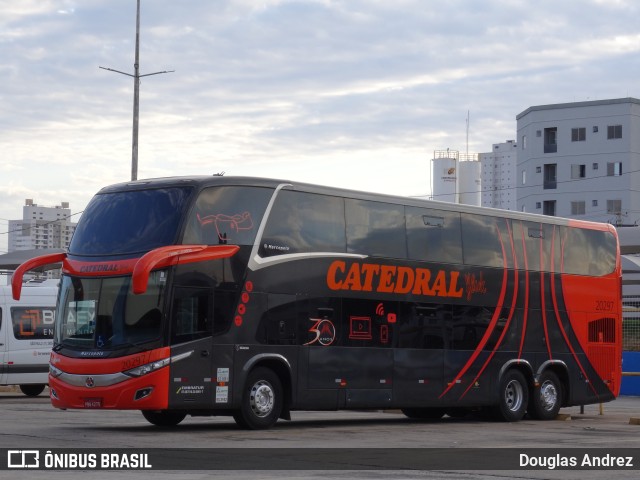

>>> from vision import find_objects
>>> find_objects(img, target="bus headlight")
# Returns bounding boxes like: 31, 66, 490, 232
124, 358, 170, 378
50, 364, 63, 378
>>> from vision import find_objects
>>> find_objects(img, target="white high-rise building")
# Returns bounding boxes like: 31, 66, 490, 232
516, 97, 640, 224
480, 140, 518, 211
8, 199, 76, 252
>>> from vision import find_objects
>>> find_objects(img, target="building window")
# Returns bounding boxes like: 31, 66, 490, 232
593, 126, 599, 133
571, 127, 586, 142
607, 125, 622, 139
593, 163, 598, 170
571, 164, 586, 179
521, 170, 526, 185
543, 200, 556, 216
536, 130, 541, 137
592, 200, 598, 207
536, 166, 541, 173
544, 127, 557, 153
535, 202, 541, 209
607, 162, 622, 176
522, 135, 527, 149
607, 199, 622, 214
543, 163, 557, 189
571, 201, 586, 215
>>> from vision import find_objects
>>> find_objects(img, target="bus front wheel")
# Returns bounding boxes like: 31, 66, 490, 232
528, 371, 562, 420
233, 367, 283, 430
19, 384, 46, 397
141, 410, 187, 427
495, 370, 529, 422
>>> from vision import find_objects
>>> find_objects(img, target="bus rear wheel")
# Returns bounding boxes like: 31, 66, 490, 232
141, 410, 187, 427
233, 367, 283, 430
19, 384, 45, 397
494, 370, 529, 422
528, 371, 562, 420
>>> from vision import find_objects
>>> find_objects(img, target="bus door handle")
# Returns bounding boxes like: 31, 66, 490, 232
200, 350, 210, 358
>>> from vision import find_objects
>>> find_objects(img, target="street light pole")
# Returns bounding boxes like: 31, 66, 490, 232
131, 0, 141, 181
99, 0, 174, 181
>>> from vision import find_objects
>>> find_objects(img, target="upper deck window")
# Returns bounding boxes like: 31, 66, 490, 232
70, 187, 193, 256
259, 190, 346, 257
183, 186, 273, 246
346, 199, 406, 259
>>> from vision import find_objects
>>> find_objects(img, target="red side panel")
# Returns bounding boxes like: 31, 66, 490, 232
561, 274, 622, 396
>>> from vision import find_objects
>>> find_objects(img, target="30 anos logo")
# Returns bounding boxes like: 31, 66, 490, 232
7, 450, 40, 468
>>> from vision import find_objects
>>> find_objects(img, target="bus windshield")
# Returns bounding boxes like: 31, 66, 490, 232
55, 271, 168, 349
69, 187, 194, 256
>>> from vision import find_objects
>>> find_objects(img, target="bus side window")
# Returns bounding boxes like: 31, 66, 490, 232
183, 186, 273, 246
563, 227, 616, 276
346, 199, 406, 259
260, 190, 346, 257
406, 207, 462, 263
398, 304, 447, 349
460, 214, 505, 268
171, 287, 213, 343
450, 305, 492, 350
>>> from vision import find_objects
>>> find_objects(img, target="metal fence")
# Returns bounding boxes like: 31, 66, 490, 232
622, 296, 640, 351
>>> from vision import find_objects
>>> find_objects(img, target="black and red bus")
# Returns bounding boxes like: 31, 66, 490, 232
12, 176, 622, 429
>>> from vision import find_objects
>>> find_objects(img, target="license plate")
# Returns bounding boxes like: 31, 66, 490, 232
84, 397, 103, 408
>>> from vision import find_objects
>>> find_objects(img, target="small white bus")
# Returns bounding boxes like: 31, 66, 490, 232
0, 280, 57, 396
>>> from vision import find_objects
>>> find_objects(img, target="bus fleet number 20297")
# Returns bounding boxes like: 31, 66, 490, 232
12, 176, 622, 429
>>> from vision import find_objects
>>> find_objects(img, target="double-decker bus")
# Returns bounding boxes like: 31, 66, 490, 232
12, 176, 622, 429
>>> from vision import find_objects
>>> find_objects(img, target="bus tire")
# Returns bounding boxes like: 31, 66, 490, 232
528, 371, 562, 420
19, 384, 45, 397
141, 410, 187, 427
401, 408, 446, 420
495, 369, 528, 422
233, 367, 283, 430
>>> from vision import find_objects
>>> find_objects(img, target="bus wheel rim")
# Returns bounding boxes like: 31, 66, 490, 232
505, 380, 523, 412
540, 381, 558, 412
250, 380, 275, 417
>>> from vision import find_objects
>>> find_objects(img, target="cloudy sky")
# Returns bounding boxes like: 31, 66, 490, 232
2, 0, 640, 253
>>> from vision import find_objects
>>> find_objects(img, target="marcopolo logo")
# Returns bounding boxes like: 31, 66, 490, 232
7, 450, 39, 469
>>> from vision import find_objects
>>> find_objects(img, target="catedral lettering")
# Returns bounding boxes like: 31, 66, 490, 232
326, 260, 464, 298
11, 176, 622, 431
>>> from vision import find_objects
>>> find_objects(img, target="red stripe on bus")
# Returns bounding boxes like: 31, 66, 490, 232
461, 220, 520, 399
518, 221, 529, 360
539, 227, 552, 360
439, 223, 509, 399
550, 231, 600, 397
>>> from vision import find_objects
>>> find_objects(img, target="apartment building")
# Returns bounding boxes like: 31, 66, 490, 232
480, 140, 518, 211
516, 97, 640, 224
8, 199, 76, 252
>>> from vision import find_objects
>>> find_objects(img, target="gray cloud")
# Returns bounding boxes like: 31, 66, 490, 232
2, 0, 640, 252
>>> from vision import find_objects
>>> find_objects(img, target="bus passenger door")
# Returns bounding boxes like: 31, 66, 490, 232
168, 287, 214, 409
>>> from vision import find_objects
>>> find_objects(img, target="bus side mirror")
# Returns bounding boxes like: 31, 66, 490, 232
11, 252, 67, 300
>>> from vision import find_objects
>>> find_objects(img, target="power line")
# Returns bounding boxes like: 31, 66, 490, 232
0, 211, 84, 237
417, 163, 640, 200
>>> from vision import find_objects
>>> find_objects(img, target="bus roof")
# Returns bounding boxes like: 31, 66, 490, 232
95, 175, 617, 235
